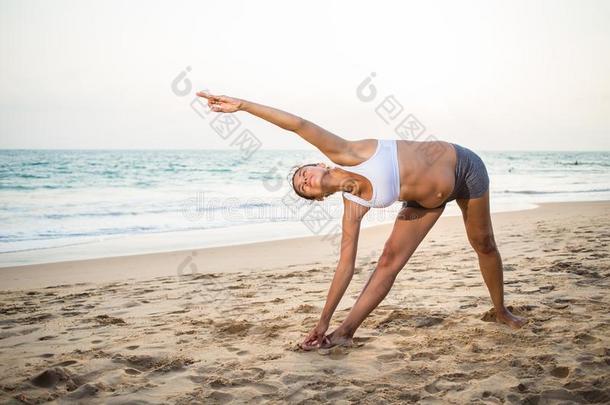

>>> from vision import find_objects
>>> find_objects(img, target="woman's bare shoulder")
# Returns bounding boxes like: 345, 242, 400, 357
339, 139, 379, 166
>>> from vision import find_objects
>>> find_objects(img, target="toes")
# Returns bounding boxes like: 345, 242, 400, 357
318, 336, 333, 349
506, 316, 527, 329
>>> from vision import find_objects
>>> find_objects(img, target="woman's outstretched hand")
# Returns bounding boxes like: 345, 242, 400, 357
300, 322, 330, 351
196, 91, 243, 113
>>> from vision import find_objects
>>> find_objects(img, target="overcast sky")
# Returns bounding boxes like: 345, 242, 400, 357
1, 0, 609, 150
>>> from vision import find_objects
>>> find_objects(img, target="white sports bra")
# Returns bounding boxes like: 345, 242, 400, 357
340, 139, 401, 208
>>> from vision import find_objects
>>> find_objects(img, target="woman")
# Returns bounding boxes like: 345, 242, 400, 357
197, 91, 527, 350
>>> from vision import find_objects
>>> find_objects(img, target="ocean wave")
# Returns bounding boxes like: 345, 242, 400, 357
554, 160, 610, 167
2, 225, 163, 243
0, 238, 103, 255
16, 173, 50, 179
0, 184, 68, 191
205, 168, 233, 173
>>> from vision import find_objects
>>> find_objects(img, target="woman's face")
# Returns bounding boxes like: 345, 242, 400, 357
293, 164, 327, 200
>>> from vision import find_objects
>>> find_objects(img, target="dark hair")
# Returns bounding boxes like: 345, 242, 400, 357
289, 163, 319, 200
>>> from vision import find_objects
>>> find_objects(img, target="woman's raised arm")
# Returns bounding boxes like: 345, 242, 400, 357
196, 91, 355, 165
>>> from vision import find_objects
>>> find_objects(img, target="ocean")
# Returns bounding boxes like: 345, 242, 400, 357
1, 148, 609, 266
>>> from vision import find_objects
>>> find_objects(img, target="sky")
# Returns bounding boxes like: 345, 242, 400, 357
0, 0, 609, 151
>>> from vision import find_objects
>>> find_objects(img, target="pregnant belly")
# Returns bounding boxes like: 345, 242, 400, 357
399, 168, 456, 208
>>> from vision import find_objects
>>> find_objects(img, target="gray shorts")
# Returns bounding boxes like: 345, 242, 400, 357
403, 143, 489, 209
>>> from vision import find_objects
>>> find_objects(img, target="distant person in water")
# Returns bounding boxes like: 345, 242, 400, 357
197, 91, 527, 350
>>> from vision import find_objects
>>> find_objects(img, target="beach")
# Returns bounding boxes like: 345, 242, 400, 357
0, 200, 609, 404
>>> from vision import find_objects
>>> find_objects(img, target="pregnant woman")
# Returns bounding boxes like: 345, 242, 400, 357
197, 91, 527, 350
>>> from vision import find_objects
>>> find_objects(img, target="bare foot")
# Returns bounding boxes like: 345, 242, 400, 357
496, 307, 527, 329
319, 329, 354, 349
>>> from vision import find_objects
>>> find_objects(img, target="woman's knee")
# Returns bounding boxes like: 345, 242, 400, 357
378, 242, 395, 267
378, 241, 408, 271
469, 233, 497, 255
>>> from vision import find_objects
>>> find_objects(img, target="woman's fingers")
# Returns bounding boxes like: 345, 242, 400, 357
301, 331, 323, 348
196, 92, 242, 113
302, 334, 315, 344
196, 91, 211, 99
302, 334, 316, 345
300, 342, 319, 351
197, 91, 241, 113
200, 92, 229, 102
300, 336, 321, 351
196, 91, 220, 102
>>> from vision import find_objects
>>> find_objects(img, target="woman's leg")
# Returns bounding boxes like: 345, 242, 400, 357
456, 191, 526, 329
322, 205, 445, 347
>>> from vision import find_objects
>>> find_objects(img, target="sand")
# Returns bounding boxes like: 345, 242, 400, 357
0, 201, 609, 404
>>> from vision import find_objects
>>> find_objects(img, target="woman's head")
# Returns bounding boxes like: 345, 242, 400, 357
290, 163, 331, 201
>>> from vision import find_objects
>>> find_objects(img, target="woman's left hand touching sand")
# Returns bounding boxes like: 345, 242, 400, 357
300, 322, 330, 351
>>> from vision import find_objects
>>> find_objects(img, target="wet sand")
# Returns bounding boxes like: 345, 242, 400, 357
0, 201, 609, 404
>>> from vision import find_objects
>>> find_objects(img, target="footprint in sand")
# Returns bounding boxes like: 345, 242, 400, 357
573, 332, 599, 345
294, 304, 318, 313
30, 371, 58, 388
376, 351, 405, 362
0, 330, 19, 339
439, 372, 470, 382
578, 389, 610, 403
215, 320, 253, 336
250, 382, 279, 394
206, 391, 234, 402
256, 353, 283, 361
544, 301, 569, 310
51, 360, 78, 367
92, 315, 126, 326
66, 383, 100, 399
550, 366, 570, 378
30, 367, 81, 389
414, 316, 444, 328
411, 352, 439, 361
